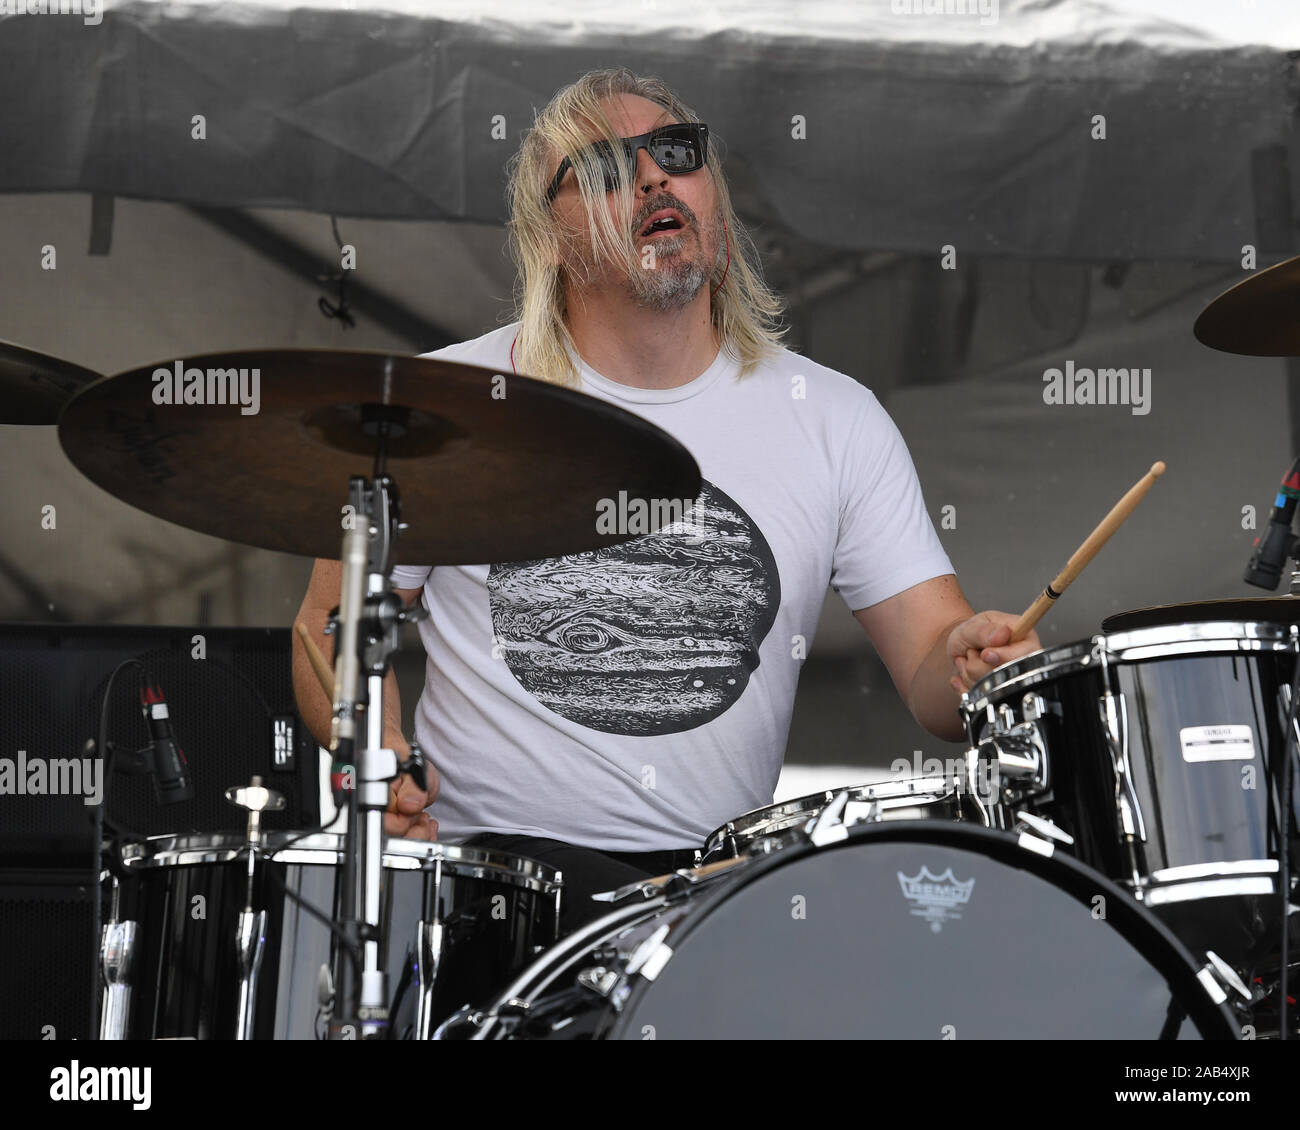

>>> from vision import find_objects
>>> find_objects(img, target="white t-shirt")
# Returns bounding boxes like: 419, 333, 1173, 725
390, 323, 953, 852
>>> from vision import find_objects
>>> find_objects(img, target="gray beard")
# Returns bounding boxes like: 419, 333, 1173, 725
625, 233, 710, 312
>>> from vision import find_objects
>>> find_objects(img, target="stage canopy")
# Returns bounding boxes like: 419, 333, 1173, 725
2, 0, 1297, 260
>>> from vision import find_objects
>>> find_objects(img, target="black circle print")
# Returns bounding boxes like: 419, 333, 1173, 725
486, 480, 780, 736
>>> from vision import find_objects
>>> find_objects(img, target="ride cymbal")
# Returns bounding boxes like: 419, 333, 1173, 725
58, 349, 701, 563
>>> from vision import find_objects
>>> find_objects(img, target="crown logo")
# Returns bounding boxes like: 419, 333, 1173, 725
897, 865, 976, 932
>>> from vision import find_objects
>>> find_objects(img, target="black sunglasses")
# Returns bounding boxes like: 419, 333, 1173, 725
545, 123, 709, 205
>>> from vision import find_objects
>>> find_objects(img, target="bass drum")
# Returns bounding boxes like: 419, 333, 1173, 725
450, 823, 1239, 1040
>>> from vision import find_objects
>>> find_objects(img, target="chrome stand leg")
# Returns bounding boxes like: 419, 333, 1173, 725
414, 919, 443, 1040
99, 920, 137, 1040
234, 908, 268, 1040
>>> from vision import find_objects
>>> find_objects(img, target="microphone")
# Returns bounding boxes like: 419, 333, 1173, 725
140, 677, 195, 805
1245, 457, 1300, 591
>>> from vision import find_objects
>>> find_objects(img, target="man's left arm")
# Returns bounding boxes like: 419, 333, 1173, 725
853, 574, 1042, 741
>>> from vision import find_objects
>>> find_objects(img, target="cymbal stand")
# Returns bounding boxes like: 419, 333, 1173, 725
324, 404, 424, 1039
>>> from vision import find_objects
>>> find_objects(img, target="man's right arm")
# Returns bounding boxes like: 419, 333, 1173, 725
292, 558, 438, 838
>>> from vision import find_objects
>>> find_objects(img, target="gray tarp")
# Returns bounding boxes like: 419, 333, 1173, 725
1, 0, 1296, 259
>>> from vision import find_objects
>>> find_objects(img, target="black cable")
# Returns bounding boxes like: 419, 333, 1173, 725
258, 824, 365, 981
263, 811, 364, 951
105, 646, 298, 824
272, 823, 339, 853
317, 215, 356, 328
387, 949, 417, 1040
97, 658, 149, 843
189, 653, 276, 723
94, 651, 269, 831
111, 645, 275, 723
1280, 652, 1297, 1040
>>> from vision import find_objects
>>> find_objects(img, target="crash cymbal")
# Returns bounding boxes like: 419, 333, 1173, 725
1194, 255, 1300, 357
1103, 597, 1300, 633
58, 350, 701, 563
0, 340, 102, 424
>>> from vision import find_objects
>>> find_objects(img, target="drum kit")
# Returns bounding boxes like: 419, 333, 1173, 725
441, 603, 1294, 1040
3, 255, 1299, 1041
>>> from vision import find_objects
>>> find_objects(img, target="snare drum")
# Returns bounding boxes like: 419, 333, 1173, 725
701, 770, 996, 863
964, 618, 1300, 969
101, 831, 562, 1039
448, 821, 1237, 1040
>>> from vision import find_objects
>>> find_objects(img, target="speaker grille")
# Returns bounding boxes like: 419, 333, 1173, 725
0, 873, 97, 1040
0, 625, 319, 864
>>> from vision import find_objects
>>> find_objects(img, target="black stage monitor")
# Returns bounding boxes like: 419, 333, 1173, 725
0, 623, 321, 867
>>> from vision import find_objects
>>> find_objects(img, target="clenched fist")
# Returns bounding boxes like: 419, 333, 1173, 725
947, 612, 1042, 695
384, 744, 439, 840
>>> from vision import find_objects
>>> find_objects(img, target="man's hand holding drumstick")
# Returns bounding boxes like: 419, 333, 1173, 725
947, 614, 1042, 697
948, 462, 1166, 695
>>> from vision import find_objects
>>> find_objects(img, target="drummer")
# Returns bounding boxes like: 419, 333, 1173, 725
293, 67, 1040, 935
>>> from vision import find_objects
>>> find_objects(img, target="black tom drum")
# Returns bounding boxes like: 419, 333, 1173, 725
101, 831, 562, 1039
964, 617, 1300, 973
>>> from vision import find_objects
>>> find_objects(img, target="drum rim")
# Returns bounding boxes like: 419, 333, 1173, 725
609, 821, 1240, 1041
964, 618, 1296, 715
117, 830, 563, 892
1104, 618, 1295, 656
457, 898, 668, 1038
1103, 598, 1300, 634
701, 774, 964, 855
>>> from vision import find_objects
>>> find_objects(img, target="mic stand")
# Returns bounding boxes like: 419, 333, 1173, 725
324, 405, 424, 1040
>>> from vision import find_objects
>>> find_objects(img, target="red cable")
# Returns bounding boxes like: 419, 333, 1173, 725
710, 218, 730, 299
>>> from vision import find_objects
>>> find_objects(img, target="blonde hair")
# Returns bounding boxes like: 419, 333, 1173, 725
504, 68, 787, 387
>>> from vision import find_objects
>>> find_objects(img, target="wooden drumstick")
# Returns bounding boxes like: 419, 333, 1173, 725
640, 855, 746, 889
1011, 461, 1166, 640
591, 854, 747, 902
294, 621, 336, 698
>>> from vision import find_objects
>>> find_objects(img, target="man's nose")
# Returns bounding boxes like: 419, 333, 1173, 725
634, 145, 669, 194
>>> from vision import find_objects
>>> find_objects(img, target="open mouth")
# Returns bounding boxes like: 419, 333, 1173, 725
639, 210, 686, 237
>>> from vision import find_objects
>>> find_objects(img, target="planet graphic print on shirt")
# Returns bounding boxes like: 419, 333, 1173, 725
486, 479, 780, 736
